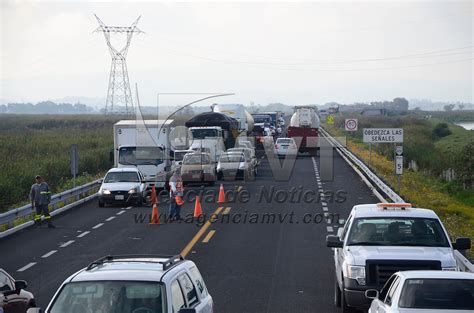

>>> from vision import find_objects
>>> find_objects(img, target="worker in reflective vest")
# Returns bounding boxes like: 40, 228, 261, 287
30, 175, 55, 228
169, 169, 184, 221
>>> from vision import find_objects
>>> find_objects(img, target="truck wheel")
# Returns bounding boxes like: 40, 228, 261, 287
334, 276, 341, 307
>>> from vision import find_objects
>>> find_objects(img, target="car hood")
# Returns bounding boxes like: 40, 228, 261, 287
346, 246, 456, 267
101, 182, 140, 191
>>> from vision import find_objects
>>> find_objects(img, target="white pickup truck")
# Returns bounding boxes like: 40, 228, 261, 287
326, 203, 471, 313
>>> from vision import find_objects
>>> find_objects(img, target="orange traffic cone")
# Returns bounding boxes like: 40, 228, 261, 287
218, 184, 225, 204
150, 203, 160, 225
150, 185, 157, 206
194, 196, 203, 218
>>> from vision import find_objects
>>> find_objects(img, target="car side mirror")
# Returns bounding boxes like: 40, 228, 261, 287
178, 309, 196, 313
15, 280, 27, 291
326, 235, 343, 248
453, 237, 471, 250
365, 289, 379, 300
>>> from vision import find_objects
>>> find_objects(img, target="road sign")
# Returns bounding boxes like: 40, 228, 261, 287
345, 118, 358, 132
395, 155, 403, 175
327, 115, 334, 125
363, 128, 403, 143
396, 146, 403, 156
70, 144, 79, 176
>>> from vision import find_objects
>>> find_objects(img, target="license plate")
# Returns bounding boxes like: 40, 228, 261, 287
283, 146, 288, 149
115, 195, 124, 200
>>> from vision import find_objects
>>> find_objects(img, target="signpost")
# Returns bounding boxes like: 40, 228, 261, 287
395, 145, 403, 193
344, 118, 358, 132
70, 144, 79, 188
363, 128, 403, 143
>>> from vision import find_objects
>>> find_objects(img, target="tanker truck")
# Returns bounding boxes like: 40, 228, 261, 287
287, 106, 320, 156
212, 103, 254, 135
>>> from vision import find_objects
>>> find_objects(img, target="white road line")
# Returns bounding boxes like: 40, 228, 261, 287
321, 202, 327, 206
125, 206, 133, 210
117, 210, 126, 215
92, 223, 104, 229
105, 216, 116, 222
323, 207, 328, 212
41, 250, 57, 258
60, 240, 75, 248
17, 262, 36, 272
327, 226, 334, 232
77, 231, 90, 238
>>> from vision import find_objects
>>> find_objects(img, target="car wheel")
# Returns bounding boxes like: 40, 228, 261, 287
334, 275, 341, 307
98, 199, 105, 207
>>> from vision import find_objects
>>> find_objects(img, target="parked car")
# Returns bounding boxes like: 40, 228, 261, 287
274, 137, 298, 158
326, 203, 471, 312
1, 269, 35, 313
365, 271, 474, 312
180, 152, 216, 186
227, 148, 258, 176
98, 167, 147, 207
27, 255, 214, 313
217, 152, 254, 180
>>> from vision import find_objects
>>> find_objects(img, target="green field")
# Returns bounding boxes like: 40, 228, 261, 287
0, 115, 123, 212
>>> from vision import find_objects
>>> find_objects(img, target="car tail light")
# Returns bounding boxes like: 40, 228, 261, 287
275, 144, 279, 149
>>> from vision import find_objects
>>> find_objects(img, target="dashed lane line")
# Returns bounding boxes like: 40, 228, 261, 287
60, 240, 75, 248
180, 207, 223, 257
41, 250, 57, 258
77, 231, 90, 238
327, 226, 334, 232
202, 230, 216, 243
17, 262, 36, 272
92, 223, 104, 229
105, 216, 116, 222
222, 207, 232, 215
117, 210, 126, 215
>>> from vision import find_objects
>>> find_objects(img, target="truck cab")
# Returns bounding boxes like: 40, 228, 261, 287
326, 203, 471, 312
189, 126, 226, 165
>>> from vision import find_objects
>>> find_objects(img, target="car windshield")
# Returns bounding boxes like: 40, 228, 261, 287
104, 172, 140, 183
347, 217, 450, 247
183, 154, 211, 165
50, 281, 166, 313
277, 139, 293, 144
220, 154, 244, 163
191, 129, 218, 139
399, 278, 474, 310
119, 147, 163, 166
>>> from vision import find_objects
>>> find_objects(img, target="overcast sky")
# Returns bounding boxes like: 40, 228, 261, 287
1, 0, 473, 108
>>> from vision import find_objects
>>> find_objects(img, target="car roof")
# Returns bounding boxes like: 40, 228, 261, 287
107, 167, 141, 173
396, 270, 474, 280
276, 137, 294, 141
70, 256, 189, 283
351, 204, 439, 219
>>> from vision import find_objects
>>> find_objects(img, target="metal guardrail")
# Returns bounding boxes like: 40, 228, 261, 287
0, 179, 101, 230
320, 127, 474, 273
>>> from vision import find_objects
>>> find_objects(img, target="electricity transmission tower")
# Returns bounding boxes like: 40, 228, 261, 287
94, 15, 143, 115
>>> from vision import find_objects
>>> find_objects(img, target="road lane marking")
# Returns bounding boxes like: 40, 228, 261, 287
17, 262, 36, 272
327, 226, 334, 232
202, 230, 216, 243
321, 202, 327, 206
105, 216, 116, 222
117, 210, 126, 215
77, 231, 90, 238
181, 207, 223, 257
125, 206, 133, 210
223, 207, 231, 215
41, 250, 57, 258
92, 223, 104, 229
60, 240, 75, 248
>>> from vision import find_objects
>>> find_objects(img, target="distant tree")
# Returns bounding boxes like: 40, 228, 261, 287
443, 104, 455, 111
0, 104, 6, 114
458, 104, 465, 110
432, 123, 452, 138
393, 98, 409, 111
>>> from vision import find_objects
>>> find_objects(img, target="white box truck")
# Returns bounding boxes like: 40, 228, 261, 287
113, 120, 175, 189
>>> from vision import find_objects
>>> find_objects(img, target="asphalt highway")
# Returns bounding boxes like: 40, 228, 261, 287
0, 136, 378, 312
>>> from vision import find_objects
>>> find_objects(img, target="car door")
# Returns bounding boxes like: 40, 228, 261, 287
378, 276, 401, 313
177, 273, 208, 312
187, 267, 212, 313
336, 215, 353, 286
170, 278, 187, 313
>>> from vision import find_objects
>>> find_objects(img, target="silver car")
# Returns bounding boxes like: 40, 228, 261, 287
217, 152, 254, 180
98, 167, 146, 207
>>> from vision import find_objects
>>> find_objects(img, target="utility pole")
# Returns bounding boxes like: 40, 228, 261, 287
94, 15, 143, 115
